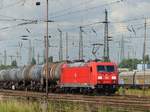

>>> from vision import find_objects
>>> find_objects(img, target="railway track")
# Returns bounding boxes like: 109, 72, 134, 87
0, 90, 149, 111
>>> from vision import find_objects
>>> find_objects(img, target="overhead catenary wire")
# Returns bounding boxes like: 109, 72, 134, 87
49, 0, 124, 19
0, 0, 143, 29
0, 0, 146, 34
0, 14, 55, 22
0, 20, 38, 31
54, 14, 150, 32
0, 14, 150, 38
111, 17, 146, 23
109, 22, 150, 36
49, 0, 96, 16
0, 15, 149, 31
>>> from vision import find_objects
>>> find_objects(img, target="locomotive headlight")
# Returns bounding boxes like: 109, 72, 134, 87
98, 76, 103, 80
112, 76, 116, 80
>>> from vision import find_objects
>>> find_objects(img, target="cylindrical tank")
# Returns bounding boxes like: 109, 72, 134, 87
0, 68, 24, 81
16, 67, 24, 80
42, 62, 66, 81
0, 70, 9, 81
0, 62, 66, 82
28, 65, 42, 81
8, 68, 18, 81
0, 70, 6, 81
22, 65, 33, 80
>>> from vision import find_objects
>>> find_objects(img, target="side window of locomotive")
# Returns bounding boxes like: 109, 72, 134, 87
97, 66, 105, 72
106, 66, 115, 72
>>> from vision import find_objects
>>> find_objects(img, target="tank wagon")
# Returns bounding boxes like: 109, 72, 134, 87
119, 70, 150, 88
0, 63, 65, 91
0, 61, 118, 94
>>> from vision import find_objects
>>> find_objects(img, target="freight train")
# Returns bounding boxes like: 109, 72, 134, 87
119, 70, 150, 88
0, 61, 118, 94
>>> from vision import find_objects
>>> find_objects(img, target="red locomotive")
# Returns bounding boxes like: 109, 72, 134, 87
59, 61, 118, 94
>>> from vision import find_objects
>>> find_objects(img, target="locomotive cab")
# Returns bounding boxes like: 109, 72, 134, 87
95, 62, 118, 93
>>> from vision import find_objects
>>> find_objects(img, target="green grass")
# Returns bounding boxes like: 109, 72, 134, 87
0, 99, 140, 112
118, 87, 150, 96
0, 100, 40, 112
126, 89, 150, 96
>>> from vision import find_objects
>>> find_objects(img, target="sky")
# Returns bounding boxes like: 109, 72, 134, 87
0, 0, 150, 65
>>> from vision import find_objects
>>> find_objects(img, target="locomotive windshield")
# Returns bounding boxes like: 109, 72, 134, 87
97, 65, 115, 72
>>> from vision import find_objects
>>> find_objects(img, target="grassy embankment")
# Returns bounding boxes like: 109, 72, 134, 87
0, 99, 129, 112
118, 87, 150, 96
